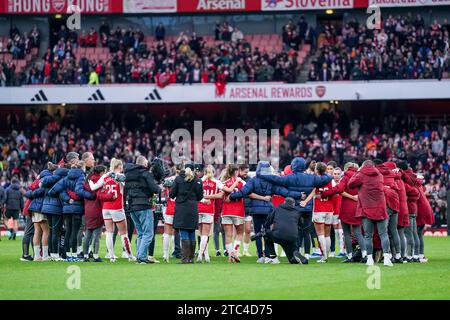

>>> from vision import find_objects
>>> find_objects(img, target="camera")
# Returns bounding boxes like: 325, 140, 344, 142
151, 157, 171, 184
250, 227, 267, 242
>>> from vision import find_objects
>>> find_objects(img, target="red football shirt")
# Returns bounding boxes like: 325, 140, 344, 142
198, 178, 223, 215
313, 181, 334, 213
221, 177, 245, 217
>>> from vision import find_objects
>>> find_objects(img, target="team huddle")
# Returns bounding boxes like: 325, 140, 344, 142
15, 149, 434, 266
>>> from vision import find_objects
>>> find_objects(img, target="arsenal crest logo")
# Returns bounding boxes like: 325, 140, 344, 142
52, 0, 66, 13
315, 85, 326, 98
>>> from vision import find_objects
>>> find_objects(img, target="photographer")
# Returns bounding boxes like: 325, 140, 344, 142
124, 156, 161, 264
253, 197, 308, 264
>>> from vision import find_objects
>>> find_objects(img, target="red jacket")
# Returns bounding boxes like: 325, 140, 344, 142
376, 163, 400, 213
348, 164, 388, 221
84, 173, 104, 230
23, 178, 40, 217
416, 184, 434, 226
401, 169, 420, 215
321, 167, 361, 225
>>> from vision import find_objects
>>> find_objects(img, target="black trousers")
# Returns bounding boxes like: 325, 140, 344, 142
48, 214, 63, 255
297, 211, 312, 254
148, 211, 159, 256
265, 230, 299, 264
22, 216, 34, 257
63, 214, 82, 253
252, 214, 267, 258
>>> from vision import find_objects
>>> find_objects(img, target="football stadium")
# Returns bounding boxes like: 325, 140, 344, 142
0, 0, 450, 304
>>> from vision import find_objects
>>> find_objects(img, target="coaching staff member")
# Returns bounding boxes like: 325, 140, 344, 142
169, 164, 203, 264
253, 197, 308, 264
124, 155, 161, 264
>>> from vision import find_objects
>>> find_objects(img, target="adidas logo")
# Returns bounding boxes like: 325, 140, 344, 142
30, 90, 48, 102
88, 89, 105, 101
145, 89, 162, 101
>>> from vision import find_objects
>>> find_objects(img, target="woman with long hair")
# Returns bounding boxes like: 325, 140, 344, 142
169, 165, 203, 264
197, 165, 224, 263
97, 158, 135, 262
221, 164, 245, 263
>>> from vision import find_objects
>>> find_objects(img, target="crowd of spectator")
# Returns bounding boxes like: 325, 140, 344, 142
0, 25, 40, 86
1, 106, 448, 227
22, 21, 299, 85
309, 14, 450, 81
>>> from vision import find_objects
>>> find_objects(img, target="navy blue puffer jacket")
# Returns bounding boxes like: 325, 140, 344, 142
258, 157, 332, 212
229, 161, 303, 215
48, 168, 95, 215
26, 170, 53, 213
41, 168, 69, 215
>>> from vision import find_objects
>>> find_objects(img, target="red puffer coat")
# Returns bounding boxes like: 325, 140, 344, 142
376, 163, 400, 213
321, 167, 361, 225
84, 173, 105, 230
416, 183, 434, 226
348, 164, 388, 221
401, 169, 420, 216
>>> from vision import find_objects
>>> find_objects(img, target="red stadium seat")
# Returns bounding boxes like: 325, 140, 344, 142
31, 47, 38, 56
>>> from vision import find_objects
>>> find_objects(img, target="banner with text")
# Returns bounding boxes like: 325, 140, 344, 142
123, 0, 177, 13
261, 0, 354, 11
3, 0, 123, 14
1, 81, 450, 105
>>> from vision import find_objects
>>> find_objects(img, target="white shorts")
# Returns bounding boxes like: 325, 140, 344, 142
222, 216, 245, 226
332, 215, 340, 226
313, 212, 333, 225
163, 213, 174, 226
199, 213, 214, 224
244, 215, 253, 222
32, 212, 47, 223
102, 209, 126, 223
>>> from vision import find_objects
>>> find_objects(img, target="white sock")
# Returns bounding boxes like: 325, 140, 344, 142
106, 232, 114, 258
204, 242, 210, 260
42, 246, 49, 259
325, 236, 331, 257
120, 234, 132, 257
199, 235, 208, 257
395, 253, 401, 259
34, 246, 41, 259
318, 235, 327, 259
419, 254, 424, 259
93, 253, 99, 259
305, 253, 310, 259
225, 243, 232, 254
336, 228, 345, 253
367, 255, 374, 263
362, 250, 367, 258
77, 246, 82, 255
243, 242, 250, 253
413, 254, 419, 259
407, 255, 412, 259
171, 235, 175, 255
347, 252, 353, 259
233, 240, 241, 254
162, 233, 170, 259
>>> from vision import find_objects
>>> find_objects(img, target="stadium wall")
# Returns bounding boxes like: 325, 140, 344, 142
1, 80, 450, 104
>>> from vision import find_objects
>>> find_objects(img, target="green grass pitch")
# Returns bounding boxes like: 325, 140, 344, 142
0, 235, 449, 300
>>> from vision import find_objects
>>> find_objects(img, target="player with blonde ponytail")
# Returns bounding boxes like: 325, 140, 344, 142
197, 165, 224, 263
97, 158, 135, 262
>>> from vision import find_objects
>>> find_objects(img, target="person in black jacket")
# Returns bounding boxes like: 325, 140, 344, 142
253, 197, 308, 264
124, 155, 161, 264
3, 178, 24, 240
169, 165, 203, 264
